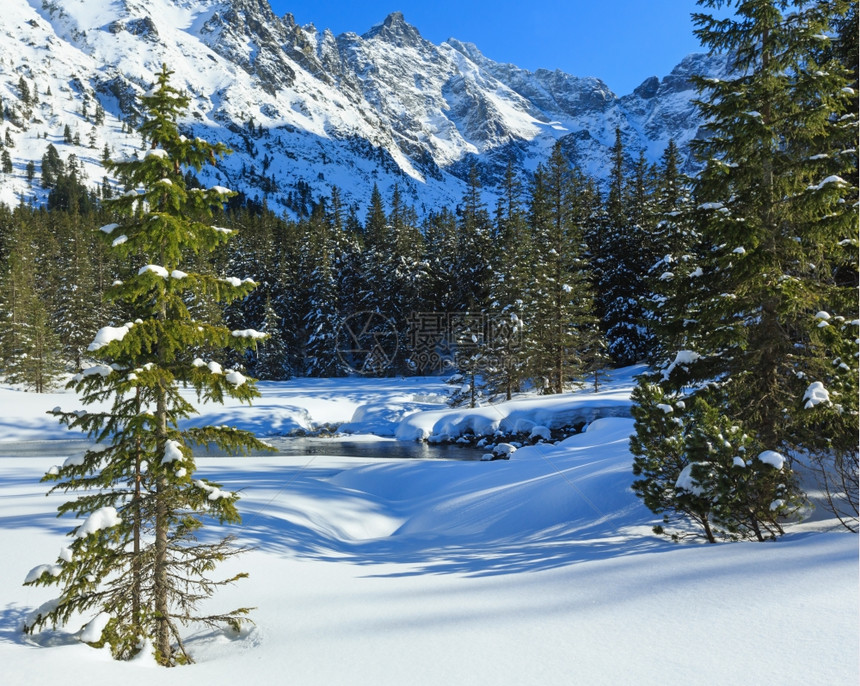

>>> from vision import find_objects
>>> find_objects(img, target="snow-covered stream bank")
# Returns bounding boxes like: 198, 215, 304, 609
0, 370, 856, 685
0, 370, 638, 444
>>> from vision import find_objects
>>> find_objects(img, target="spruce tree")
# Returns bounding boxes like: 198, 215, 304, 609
591, 129, 653, 365
0, 216, 65, 391
526, 145, 605, 394
686, 0, 858, 452
485, 160, 531, 399
41, 143, 64, 189
422, 207, 461, 314
632, 0, 857, 540
642, 140, 700, 366
254, 295, 291, 380
631, 381, 716, 542
45, 201, 105, 371
357, 185, 426, 374
455, 165, 493, 312
23, 64, 271, 665
301, 202, 343, 376
329, 187, 364, 342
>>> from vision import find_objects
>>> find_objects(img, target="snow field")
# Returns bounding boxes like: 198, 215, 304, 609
0, 370, 856, 684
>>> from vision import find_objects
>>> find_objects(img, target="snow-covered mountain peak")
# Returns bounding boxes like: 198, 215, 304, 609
0, 0, 721, 214
362, 11, 426, 49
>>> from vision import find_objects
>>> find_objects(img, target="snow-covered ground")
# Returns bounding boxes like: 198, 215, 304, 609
0, 371, 857, 685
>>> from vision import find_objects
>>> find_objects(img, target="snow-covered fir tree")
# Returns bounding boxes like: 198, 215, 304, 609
301, 201, 344, 376
422, 206, 462, 313
642, 139, 700, 366
23, 65, 271, 665
358, 185, 427, 374
484, 160, 531, 400
632, 0, 858, 540
526, 144, 606, 394
253, 295, 292, 380
454, 165, 494, 312
590, 128, 653, 366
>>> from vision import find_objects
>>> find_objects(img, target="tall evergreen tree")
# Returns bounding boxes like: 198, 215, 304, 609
0, 215, 65, 391
454, 165, 493, 312
329, 187, 364, 335
40, 144, 64, 189
590, 129, 653, 365
632, 0, 857, 540
23, 65, 271, 665
46, 201, 105, 370
301, 201, 343, 376
642, 140, 700, 366
253, 295, 291, 380
526, 144, 605, 394
422, 206, 462, 314
357, 185, 426, 374
685, 0, 858, 451
484, 160, 531, 399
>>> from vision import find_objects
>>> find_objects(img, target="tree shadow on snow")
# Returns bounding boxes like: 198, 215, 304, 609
208, 462, 676, 578
0, 605, 78, 648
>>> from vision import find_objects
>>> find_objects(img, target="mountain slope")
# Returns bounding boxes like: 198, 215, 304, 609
0, 0, 727, 214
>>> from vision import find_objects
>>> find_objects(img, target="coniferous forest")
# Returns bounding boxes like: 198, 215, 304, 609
0, 128, 669, 394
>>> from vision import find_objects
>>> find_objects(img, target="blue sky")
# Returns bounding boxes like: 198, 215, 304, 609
267, 1, 714, 95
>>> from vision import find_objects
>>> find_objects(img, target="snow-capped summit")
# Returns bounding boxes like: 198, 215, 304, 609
363, 11, 426, 48
0, 0, 725, 213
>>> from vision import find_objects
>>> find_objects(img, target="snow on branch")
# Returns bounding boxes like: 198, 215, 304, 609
75, 507, 122, 538
162, 440, 184, 464
756, 451, 786, 470
232, 329, 267, 340
194, 479, 233, 501
807, 175, 848, 191
139, 265, 169, 278
88, 323, 133, 352
802, 381, 830, 409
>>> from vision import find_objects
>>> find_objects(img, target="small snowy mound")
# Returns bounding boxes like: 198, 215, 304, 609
529, 425, 552, 441
80, 613, 112, 644
492, 443, 517, 459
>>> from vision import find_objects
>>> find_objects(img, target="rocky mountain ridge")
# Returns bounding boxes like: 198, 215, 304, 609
0, 0, 730, 214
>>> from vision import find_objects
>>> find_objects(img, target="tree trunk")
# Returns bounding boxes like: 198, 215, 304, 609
132, 425, 142, 636
154, 472, 171, 664
154, 313, 171, 664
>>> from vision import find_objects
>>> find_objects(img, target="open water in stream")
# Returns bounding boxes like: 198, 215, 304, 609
0, 436, 484, 460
